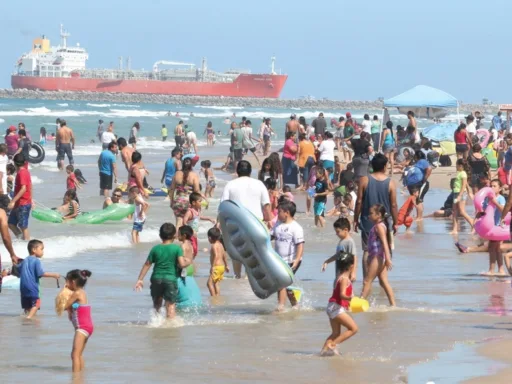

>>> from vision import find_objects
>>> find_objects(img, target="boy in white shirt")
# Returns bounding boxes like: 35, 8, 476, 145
270, 200, 304, 311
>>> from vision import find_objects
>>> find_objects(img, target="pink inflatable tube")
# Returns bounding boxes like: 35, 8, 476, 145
476, 129, 490, 148
473, 187, 511, 241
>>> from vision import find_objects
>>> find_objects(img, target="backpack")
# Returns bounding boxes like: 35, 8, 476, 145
404, 166, 424, 187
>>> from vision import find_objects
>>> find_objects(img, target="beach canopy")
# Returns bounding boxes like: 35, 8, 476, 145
384, 85, 458, 118
422, 122, 458, 142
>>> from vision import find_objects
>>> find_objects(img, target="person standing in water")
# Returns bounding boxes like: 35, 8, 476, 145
129, 122, 140, 150
56, 120, 75, 170
64, 269, 94, 373
8, 153, 32, 240
97, 119, 104, 142
161, 124, 168, 142
354, 154, 398, 279
175, 120, 184, 149
98, 142, 118, 198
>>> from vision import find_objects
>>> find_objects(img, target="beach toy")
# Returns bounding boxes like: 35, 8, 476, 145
474, 187, 511, 241
74, 203, 135, 224
287, 285, 303, 303
218, 200, 294, 299
27, 142, 45, 164
482, 146, 498, 169
185, 264, 194, 276
1, 275, 20, 290
32, 207, 64, 223
475, 129, 490, 148
55, 286, 73, 316
176, 276, 202, 309
350, 297, 369, 313
120, 186, 168, 197
307, 187, 316, 198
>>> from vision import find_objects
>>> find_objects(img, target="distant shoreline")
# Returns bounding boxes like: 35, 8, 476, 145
0, 88, 499, 113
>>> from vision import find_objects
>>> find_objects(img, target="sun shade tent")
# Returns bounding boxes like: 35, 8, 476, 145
383, 85, 459, 119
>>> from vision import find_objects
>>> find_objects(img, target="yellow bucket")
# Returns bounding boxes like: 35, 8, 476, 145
350, 297, 369, 313
287, 286, 302, 303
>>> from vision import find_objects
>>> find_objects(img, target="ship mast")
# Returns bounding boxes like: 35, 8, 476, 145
270, 56, 276, 75
119, 56, 123, 70
60, 24, 70, 48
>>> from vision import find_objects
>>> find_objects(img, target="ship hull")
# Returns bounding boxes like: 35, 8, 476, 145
11, 74, 287, 98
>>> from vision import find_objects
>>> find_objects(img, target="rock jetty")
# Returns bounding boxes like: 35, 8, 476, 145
0, 88, 499, 113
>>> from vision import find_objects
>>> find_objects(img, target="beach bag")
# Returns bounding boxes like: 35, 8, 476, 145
439, 155, 451, 167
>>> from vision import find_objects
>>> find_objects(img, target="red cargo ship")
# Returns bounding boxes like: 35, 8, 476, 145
11, 25, 287, 98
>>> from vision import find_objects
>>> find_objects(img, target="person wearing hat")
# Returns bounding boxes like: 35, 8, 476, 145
5, 126, 18, 158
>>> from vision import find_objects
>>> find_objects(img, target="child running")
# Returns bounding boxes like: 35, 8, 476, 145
270, 200, 304, 311
207, 227, 229, 296
129, 186, 150, 244
313, 167, 329, 228
320, 252, 358, 356
135, 223, 190, 319
322, 217, 357, 282
183, 192, 216, 256
19, 239, 60, 319
360, 204, 396, 306
64, 269, 93, 373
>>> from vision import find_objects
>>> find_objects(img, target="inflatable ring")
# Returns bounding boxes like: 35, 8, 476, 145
218, 200, 294, 299
122, 188, 168, 197
399, 146, 414, 159
482, 147, 498, 169
474, 187, 511, 241
32, 207, 64, 223
27, 142, 45, 164
476, 129, 490, 148
176, 276, 202, 309
75, 203, 134, 224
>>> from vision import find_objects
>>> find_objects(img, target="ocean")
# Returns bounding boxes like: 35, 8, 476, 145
0, 98, 509, 383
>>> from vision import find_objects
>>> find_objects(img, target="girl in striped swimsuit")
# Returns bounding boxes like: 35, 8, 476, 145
64, 269, 94, 373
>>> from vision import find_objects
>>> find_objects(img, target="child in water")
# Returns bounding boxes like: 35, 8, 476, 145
207, 227, 229, 296
426, 178, 456, 219
178, 225, 195, 276
135, 223, 190, 319
201, 160, 216, 198
66, 165, 82, 192
322, 217, 357, 282
130, 186, 150, 244
64, 269, 93, 373
320, 252, 358, 356
183, 192, 216, 257
19, 239, 60, 319
360, 204, 396, 306
313, 167, 329, 228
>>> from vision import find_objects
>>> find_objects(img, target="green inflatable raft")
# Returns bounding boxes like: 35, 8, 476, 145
32, 204, 135, 224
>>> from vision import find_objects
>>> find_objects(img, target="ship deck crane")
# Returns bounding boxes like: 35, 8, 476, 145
153, 60, 195, 72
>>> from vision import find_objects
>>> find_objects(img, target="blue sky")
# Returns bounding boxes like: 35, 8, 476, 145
0, 0, 507, 102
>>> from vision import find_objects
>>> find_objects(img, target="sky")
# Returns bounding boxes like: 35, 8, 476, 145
0, 0, 508, 102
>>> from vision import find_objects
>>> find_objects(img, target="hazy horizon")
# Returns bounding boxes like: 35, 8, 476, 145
0, 0, 508, 103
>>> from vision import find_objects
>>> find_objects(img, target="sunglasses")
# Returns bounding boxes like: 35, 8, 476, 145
113, 194, 122, 198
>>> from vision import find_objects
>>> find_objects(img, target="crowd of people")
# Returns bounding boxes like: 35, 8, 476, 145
3, 107, 512, 370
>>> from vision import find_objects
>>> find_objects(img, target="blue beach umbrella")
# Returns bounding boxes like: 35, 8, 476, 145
421, 122, 458, 142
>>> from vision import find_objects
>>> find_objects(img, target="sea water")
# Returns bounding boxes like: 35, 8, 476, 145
0, 98, 509, 383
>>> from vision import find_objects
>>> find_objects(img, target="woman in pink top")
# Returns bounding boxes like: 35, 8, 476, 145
281, 131, 299, 187
128, 152, 148, 197
5, 126, 18, 158
454, 123, 470, 160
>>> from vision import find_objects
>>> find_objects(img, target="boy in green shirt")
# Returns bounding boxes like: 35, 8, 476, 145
135, 223, 190, 319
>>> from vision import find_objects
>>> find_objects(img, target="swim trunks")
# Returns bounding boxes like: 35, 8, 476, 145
288, 261, 302, 274
99, 172, 113, 190
133, 220, 145, 232
150, 279, 178, 304
313, 201, 326, 216
21, 296, 40, 311
8, 204, 31, 229
326, 301, 345, 319
57, 143, 74, 164
211, 265, 225, 283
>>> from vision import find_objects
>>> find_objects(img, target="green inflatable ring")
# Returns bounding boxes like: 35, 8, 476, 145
482, 148, 498, 169
75, 204, 135, 224
32, 207, 64, 223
